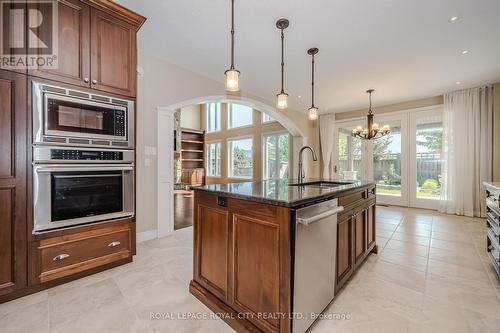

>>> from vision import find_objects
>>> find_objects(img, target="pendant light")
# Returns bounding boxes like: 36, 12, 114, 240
307, 48, 319, 120
351, 89, 391, 140
276, 19, 289, 109
225, 0, 240, 92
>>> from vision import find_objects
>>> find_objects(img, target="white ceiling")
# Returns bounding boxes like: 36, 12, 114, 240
117, 0, 500, 113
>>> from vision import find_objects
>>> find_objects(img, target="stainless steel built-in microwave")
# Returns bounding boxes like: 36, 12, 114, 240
32, 81, 134, 149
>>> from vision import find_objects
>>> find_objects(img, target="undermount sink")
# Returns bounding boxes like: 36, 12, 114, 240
288, 181, 354, 188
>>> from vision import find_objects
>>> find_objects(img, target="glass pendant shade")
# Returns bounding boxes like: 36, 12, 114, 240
276, 92, 288, 109
308, 107, 319, 120
225, 69, 240, 92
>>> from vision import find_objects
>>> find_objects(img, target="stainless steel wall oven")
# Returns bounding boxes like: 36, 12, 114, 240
32, 146, 134, 232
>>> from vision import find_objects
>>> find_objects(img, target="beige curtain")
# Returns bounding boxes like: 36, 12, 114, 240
440, 86, 493, 217
319, 114, 335, 178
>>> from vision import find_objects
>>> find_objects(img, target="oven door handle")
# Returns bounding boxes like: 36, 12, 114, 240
35, 165, 133, 173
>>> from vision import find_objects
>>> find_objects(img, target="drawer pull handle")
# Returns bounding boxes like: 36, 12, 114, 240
53, 254, 70, 261
108, 241, 121, 247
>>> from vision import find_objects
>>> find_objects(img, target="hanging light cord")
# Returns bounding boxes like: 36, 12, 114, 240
368, 91, 373, 115
311, 53, 315, 108
230, 0, 235, 69
280, 28, 285, 93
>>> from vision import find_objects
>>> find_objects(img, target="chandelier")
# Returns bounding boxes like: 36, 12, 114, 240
351, 89, 390, 140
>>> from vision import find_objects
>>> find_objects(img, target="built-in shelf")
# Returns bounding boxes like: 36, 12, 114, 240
181, 140, 204, 144
182, 149, 204, 153
180, 128, 206, 186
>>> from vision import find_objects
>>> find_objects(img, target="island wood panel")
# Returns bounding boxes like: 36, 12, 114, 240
336, 213, 354, 290
90, 8, 137, 97
196, 205, 230, 300
232, 214, 280, 333
191, 192, 291, 333
29, 0, 91, 87
354, 209, 367, 264
367, 203, 376, 249
0, 71, 27, 296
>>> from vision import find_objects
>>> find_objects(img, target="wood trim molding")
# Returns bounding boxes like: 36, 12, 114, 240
82, 0, 146, 30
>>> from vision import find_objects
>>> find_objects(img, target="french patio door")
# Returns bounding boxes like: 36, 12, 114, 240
333, 106, 443, 210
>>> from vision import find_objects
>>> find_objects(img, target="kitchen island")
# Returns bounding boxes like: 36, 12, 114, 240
189, 179, 377, 333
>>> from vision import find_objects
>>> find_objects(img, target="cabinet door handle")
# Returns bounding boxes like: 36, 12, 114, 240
92, 79, 97, 85
84, 77, 89, 83
488, 245, 494, 251
53, 254, 70, 261
107, 241, 121, 247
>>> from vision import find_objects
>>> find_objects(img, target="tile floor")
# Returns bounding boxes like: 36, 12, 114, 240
1, 206, 500, 333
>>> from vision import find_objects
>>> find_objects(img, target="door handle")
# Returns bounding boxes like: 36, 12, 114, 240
107, 241, 121, 247
297, 206, 344, 226
334, 165, 338, 173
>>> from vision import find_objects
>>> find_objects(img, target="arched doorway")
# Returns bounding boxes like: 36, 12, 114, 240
156, 95, 307, 237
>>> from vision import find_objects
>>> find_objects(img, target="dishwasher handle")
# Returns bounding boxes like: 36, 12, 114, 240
297, 206, 344, 226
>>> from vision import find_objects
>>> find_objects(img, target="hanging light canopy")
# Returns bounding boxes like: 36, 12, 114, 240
225, 0, 240, 92
276, 18, 289, 109
307, 48, 319, 120
351, 89, 390, 140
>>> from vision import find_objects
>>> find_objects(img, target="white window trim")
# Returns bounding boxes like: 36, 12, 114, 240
205, 140, 222, 178
262, 112, 277, 124
206, 102, 222, 133
227, 135, 254, 180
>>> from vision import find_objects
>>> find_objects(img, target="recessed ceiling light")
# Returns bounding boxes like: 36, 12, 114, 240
450, 16, 459, 22
456, 81, 461, 85
461, 50, 469, 55
298, 95, 302, 99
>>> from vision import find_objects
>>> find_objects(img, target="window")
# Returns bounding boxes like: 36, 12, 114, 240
373, 121, 402, 197
206, 142, 221, 177
228, 138, 253, 178
262, 113, 275, 123
206, 103, 221, 132
228, 104, 253, 129
337, 127, 362, 181
264, 133, 289, 179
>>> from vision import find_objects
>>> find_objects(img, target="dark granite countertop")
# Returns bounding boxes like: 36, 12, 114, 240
192, 179, 375, 208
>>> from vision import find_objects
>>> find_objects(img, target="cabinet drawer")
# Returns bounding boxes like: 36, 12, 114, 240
35, 226, 131, 283
338, 189, 367, 208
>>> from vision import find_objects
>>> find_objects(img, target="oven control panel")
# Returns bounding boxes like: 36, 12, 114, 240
33, 146, 134, 163
51, 149, 123, 161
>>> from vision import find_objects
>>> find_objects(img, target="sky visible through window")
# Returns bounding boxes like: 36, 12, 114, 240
230, 104, 253, 128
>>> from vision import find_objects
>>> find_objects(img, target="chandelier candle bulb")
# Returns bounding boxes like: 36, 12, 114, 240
372, 123, 379, 130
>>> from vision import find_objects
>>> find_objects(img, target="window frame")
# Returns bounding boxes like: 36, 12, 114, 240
205, 140, 222, 177
228, 104, 254, 130
262, 131, 290, 180
262, 112, 276, 124
206, 102, 221, 133
227, 135, 254, 180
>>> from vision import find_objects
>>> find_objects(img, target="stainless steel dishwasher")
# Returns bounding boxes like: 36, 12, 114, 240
293, 198, 344, 333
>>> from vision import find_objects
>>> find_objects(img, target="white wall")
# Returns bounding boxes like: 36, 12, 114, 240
180, 105, 202, 129
135, 52, 320, 234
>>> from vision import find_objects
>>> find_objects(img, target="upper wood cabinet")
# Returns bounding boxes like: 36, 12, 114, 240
0, 70, 27, 296
90, 8, 137, 97
29, 0, 91, 87
27, 0, 145, 97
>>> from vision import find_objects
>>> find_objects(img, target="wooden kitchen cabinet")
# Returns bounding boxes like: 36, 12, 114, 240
90, 8, 137, 97
29, 0, 91, 87
336, 212, 354, 290
192, 191, 291, 333
335, 187, 377, 292
27, 0, 143, 97
0, 70, 27, 296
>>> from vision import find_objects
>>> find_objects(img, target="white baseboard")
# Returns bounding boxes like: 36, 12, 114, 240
137, 229, 158, 243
